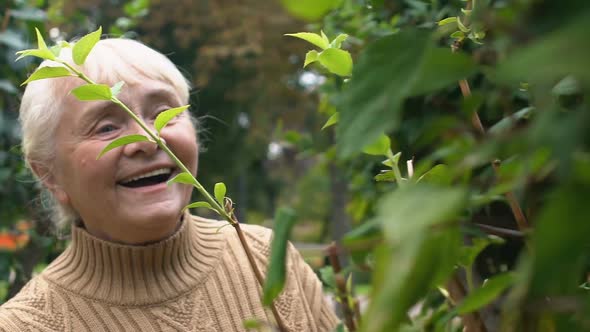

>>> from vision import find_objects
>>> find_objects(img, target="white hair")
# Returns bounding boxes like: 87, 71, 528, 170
19, 38, 191, 229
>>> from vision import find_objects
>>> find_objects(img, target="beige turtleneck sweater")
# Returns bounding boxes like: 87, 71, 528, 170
0, 214, 339, 331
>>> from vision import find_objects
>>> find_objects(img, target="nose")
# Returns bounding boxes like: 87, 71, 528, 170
121, 121, 158, 157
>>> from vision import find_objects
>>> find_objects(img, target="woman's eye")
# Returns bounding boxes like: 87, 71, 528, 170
154, 107, 170, 118
96, 124, 117, 135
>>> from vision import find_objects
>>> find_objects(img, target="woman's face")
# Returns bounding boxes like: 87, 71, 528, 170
48, 78, 198, 244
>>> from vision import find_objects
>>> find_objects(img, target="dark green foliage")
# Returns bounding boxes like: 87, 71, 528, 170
262, 207, 297, 306
337, 29, 477, 156
282, 0, 590, 330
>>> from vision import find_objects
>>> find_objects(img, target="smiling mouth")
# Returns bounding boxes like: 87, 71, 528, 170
119, 168, 174, 188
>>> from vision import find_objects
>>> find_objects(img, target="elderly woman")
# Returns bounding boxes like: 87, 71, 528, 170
0, 37, 338, 331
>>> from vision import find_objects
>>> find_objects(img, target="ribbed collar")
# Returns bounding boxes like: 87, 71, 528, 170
42, 213, 227, 306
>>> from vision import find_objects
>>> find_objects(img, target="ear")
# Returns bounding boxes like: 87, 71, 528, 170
29, 161, 71, 206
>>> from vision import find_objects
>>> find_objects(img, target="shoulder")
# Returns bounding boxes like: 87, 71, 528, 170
0, 276, 52, 331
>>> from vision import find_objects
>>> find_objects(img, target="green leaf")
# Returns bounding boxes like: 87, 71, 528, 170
438, 17, 457, 26
362, 133, 391, 156
184, 201, 215, 212
456, 16, 470, 32
50, 45, 62, 57
263, 207, 297, 305
72, 26, 102, 65
380, 184, 466, 242
318, 48, 353, 76
167, 172, 198, 186
15, 48, 56, 62
97, 134, 150, 159
319, 266, 336, 289
34, 28, 49, 52
374, 170, 397, 182
71, 84, 112, 101
455, 273, 515, 314
417, 164, 452, 185
528, 184, 590, 296
488, 107, 535, 136
320, 30, 330, 44
154, 105, 190, 134
21, 66, 72, 86
329, 33, 348, 48
364, 184, 465, 332
242, 319, 263, 330
336, 29, 476, 156
390, 152, 401, 165
450, 31, 465, 39
458, 236, 505, 268
552, 75, 581, 96
369, 233, 460, 331
110, 81, 125, 96
494, 13, 590, 86
14, 28, 55, 61
214, 182, 227, 206
285, 32, 329, 50
303, 50, 319, 67
321, 112, 339, 130
280, 0, 342, 21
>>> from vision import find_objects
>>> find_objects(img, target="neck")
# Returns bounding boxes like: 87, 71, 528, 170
42, 213, 227, 305
81, 216, 184, 245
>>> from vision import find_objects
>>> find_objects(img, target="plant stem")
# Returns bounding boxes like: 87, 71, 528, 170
327, 242, 357, 332
466, 268, 474, 292
474, 223, 525, 238
1, 8, 10, 32
62, 62, 287, 331
387, 151, 406, 188
447, 274, 488, 332
233, 223, 288, 332
450, 32, 530, 233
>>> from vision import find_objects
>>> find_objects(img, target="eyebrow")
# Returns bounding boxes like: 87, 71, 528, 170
76, 85, 182, 130
142, 87, 181, 105
77, 101, 119, 131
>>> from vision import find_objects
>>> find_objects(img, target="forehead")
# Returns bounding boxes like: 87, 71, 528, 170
61, 79, 182, 125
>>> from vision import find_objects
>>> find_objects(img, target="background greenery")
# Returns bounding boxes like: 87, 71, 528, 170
2, 0, 590, 331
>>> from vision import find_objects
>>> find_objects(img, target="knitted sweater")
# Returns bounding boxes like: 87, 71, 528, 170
0, 214, 339, 331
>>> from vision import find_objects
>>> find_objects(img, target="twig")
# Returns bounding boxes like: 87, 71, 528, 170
447, 274, 488, 332
233, 222, 288, 332
1, 8, 10, 32
474, 223, 525, 238
451, 12, 530, 232
327, 242, 357, 331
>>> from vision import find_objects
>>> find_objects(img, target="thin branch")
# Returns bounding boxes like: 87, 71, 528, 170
447, 274, 488, 332
452, 39, 530, 232
327, 242, 357, 331
233, 223, 288, 332
1, 8, 10, 32
474, 223, 525, 238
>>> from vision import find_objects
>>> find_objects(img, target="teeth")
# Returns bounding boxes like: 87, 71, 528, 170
121, 168, 171, 184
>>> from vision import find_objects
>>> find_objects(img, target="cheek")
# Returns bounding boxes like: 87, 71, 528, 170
165, 124, 199, 171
